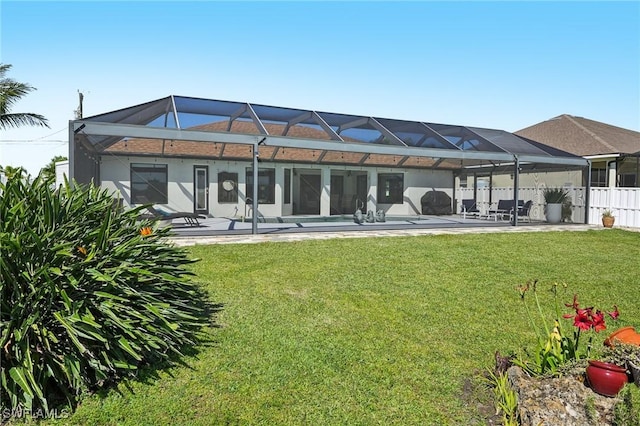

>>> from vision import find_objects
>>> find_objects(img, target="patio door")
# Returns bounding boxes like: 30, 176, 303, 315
194, 165, 209, 215
330, 175, 344, 215
298, 174, 321, 214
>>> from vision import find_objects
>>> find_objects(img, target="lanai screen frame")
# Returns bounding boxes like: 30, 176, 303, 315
69, 95, 591, 233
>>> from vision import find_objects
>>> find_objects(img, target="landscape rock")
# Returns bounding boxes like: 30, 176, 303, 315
507, 365, 619, 426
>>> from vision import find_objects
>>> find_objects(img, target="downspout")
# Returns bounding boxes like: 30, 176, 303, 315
512, 156, 519, 226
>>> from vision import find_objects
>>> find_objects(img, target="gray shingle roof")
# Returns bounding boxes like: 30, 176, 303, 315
515, 114, 640, 156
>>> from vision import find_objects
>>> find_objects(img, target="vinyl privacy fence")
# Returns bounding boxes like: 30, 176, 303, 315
456, 187, 640, 228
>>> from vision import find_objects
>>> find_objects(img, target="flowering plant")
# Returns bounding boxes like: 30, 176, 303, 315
513, 280, 619, 376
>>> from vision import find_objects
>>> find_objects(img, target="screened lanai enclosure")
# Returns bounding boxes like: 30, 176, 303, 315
69, 95, 590, 232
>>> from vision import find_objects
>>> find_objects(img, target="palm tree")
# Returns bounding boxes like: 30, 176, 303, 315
0, 63, 49, 130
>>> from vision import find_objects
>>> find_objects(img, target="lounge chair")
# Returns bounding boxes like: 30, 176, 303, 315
460, 199, 480, 219
141, 204, 205, 227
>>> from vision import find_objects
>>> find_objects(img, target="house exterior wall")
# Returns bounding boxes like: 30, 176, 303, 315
403, 168, 452, 215
55, 160, 69, 187
99, 155, 455, 218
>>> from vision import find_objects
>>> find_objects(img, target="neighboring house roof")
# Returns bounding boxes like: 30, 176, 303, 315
515, 114, 640, 157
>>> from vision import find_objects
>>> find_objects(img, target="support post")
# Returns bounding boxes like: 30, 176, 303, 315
585, 160, 592, 225
68, 121, 75, 183
489, 172, 494, 207
512, 157, 519, 226
252, 141, 259, 234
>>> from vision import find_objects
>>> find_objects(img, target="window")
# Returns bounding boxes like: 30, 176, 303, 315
459, 176, 468, 188
246, 168, 275, 204
284, 169, 291, 204
620, 173, 637, 188
377, 173, 404, 204
590, 167, 607, 187
131, 163, 167, 204
218, 172, 238, 203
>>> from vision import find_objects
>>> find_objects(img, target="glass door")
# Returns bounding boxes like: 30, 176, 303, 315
330, 175, 344, 215
299, 174, 321, 214
194, 166, 209, 215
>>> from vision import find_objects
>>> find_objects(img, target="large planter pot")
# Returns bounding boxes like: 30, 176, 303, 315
602, 216, 615, 228
586, 360, 628, 397
545, 203, 562, 224
604, 326, 640, 347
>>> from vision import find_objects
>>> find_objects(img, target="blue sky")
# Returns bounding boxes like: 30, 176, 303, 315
1, 1, 639, 175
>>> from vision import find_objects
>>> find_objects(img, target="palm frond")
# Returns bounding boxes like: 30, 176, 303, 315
0, 113, 49, 130
0, 63, 49, 129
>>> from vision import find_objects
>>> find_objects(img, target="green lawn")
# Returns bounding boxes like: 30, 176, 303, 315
45, 229, 639, 425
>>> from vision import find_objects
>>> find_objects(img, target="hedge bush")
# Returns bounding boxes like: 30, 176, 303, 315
0, 170, 208, 412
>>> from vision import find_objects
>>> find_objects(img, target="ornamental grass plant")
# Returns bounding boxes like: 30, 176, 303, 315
0, 170, 210, 413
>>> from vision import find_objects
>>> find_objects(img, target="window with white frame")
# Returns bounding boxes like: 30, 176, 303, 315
591, 167, 607, 187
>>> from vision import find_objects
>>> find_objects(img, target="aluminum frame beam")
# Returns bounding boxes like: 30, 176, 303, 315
72, 120, 588, 167
246, 103, 269, 135
311, 111, 343, 141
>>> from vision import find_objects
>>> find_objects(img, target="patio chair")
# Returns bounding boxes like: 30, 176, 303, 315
488, 200, 512, 220
142, 204, 205, 227
488, 200, 523, 221
460, 199, 480, 219
511, 200, 533, 223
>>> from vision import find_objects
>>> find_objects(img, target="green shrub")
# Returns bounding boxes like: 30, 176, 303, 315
0, 170, 209, 413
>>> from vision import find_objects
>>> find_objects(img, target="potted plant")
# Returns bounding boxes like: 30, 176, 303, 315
543, 187, 570, 224
602, 210, 615, 228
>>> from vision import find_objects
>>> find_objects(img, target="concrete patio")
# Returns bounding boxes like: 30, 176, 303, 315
166, 215, 602, 246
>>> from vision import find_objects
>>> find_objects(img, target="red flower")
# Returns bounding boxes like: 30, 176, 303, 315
565, 294, 579, 310
573, 309, 593, 331
608, 305, 620, 320
591, 310, 606, 332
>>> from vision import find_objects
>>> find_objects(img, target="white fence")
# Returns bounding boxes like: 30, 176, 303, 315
456, 187, 640, 228
589, 188, 640, 228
